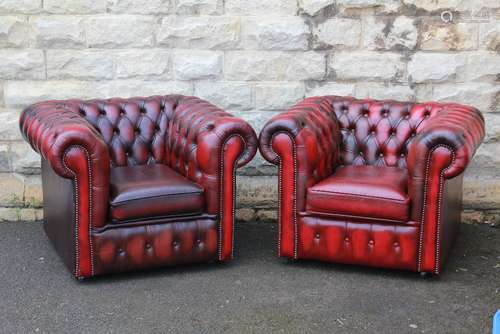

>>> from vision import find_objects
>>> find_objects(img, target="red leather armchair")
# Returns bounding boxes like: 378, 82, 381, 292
259, 96, 484, 274
20, 95, 257, 279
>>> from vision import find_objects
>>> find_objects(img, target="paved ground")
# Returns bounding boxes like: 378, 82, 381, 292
0, 221, 498, 334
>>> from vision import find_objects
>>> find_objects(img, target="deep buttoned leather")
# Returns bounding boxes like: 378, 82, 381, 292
20, 95, 257, 279
92, 216, 218, 275
298, 214, 419, 271
259, 95, 485, 274
109, 164, 205, 222
306, 165, 410, 222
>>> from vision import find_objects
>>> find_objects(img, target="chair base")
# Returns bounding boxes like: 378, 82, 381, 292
91, 215, 219, 276
296, 214, 419, 271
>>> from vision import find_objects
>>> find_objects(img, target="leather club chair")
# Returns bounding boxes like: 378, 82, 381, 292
19, 95, 257, 279
259, 96, 484, 274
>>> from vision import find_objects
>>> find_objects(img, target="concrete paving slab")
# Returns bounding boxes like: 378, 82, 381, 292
0, 221, 498, 333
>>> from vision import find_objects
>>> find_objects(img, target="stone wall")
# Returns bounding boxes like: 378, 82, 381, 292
0, 0, 498, 223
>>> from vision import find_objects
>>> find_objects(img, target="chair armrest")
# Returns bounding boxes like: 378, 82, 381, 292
20, 101, 110, 179
407, 102, 484, 221
171, 96, 257, 170
258, 96, 341, 211
165, 96, 258, 261
407, 103, 485, 181
19, 101, 110, 227
258, 96, 340, 258
20, 100, 111, 277
406, 103, 485, 273
166, 96, 257, 206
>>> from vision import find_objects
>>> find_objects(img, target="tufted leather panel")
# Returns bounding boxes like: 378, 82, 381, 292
20, 95, 257, 278
61, 97, 172, 167
331, 97, 434, 168
92, 217, 218, 276
306, 165, 410, 222
259, 95, 485, 273
298, 214, 419, 271
109, 164, 205, 222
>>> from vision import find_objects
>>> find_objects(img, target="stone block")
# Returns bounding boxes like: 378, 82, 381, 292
157, 16, 240, 49
299, 0, 335, 16
44, 0, 107, 14
242, 17, 309, 50
30, 16, 85, 48
0, 111, 23, 141
0, 0, 41, 14
0, 16, 28, 47
23, 175, 43, 208
337, 0, 400, 12
107, 0, 172, 14
432, 83, 499, 113
305, 82, 356, 97
355, 83, 415, 100
226, 0, 297, 16
362, 16, 417, 50
175, 0, 222, 15
236, 175, 278, 208
10, 141, 40, 174
482, 113, 500, 143
408, 53, 466, 83
421, 21, 479, 51
463, 176, 500, 210
0, 50, 45, 80
0, 173, 24, 207
46, 50, 114, 80
225, 51, 325, 81
255, 82, 305, 110
172, 50, 223, 80
114, 49, 171, 79
194, 81, 253, 110
461, 51, 500, 82
0, 143, 10, 172
94, 80, 193, 99
479, 20, 500, 51
86, 15, 155, 48
313, 18, 361, 49
4, 81, 95, 109
329, 51, 405, 81
235, 208, 256, 222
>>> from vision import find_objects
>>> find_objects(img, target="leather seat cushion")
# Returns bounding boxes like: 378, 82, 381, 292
306, 165, 410, 222
109, 164, 205, 222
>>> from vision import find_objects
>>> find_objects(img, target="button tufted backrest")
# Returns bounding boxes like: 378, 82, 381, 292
61, 95, 181, 168
329, 96, 443, 168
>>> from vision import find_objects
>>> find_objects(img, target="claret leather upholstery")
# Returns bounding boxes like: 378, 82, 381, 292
259, 96, 484, 274
20, 95, 257, 279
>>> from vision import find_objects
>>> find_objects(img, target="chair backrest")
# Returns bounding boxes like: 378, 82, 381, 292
329, 96, 443, 168
63, 95, 181, 168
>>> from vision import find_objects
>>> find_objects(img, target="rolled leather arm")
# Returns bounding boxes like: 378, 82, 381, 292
166, 96, 257, 261
407, 103, 484, 273
19, 100, 110, 233
172, 96, 257, 170
167, 96, 257, 178
407, 103, 485, 181
20, 101, 110, 179
258, 96, 341, 210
